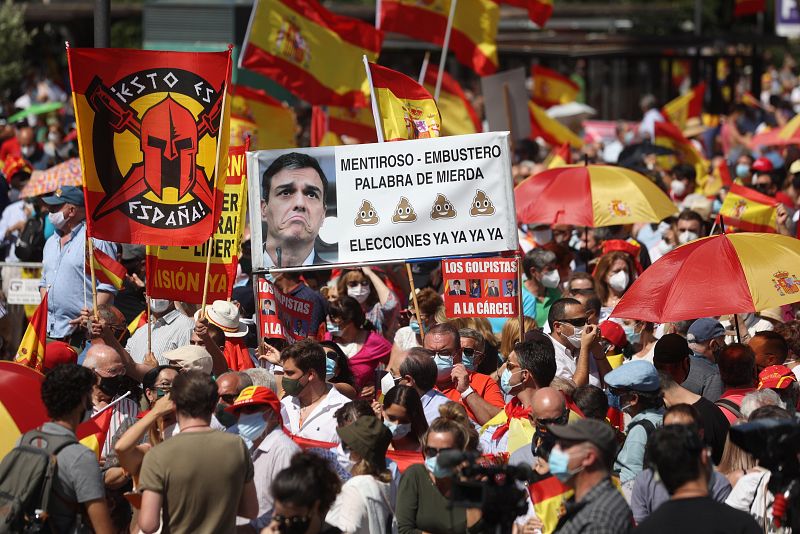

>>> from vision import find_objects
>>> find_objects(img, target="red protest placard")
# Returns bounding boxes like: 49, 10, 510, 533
256, 277, 316, 342
257, 277, 285, 340
442, 257, 518, 318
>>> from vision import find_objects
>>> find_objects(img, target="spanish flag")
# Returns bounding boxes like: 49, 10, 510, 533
240, 0, 383, 107
719, 184, 778, 233
379, 0, 499, 76
496, 0, 553, 27
529, 475, 573, 533
76, 408, 113, 459
528, 101, 583, 149
734, 0, 765, 16
14, 292, 48, 372
653, 120, 705, 168
127, 309, 148, 336
661, 82, 705, 130
87, 247, 127, 290
310, 105, 377, 146
367, 62, 442, 141
742, 91, 763, 109
532, 65, 579, 108
231, 85, 297, 150
423, 70, 481, 136
547, 143, 571, 169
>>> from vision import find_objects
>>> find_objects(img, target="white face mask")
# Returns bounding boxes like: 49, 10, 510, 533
566, 325, 583, 349
678, 230, 699, 245
541, 269, 560, 289
347, 285, 370, 304
532, 229, 552, 244
656, 240, 674, 255
670, 179, 686, 197
149, 298, 171, 314
48, 210, 67, 230
607, 270, 629, 293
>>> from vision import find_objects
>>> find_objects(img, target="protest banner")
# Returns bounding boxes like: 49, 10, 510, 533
256, 276, 318, 342
257, 277, 286, 339
441, 257, 518, 317
145, 146, 248, 303
247, 131, 517, 270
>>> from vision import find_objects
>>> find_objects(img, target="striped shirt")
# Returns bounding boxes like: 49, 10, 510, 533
554, 478, 633, 534
99, 395, 140, 461
124, 308, 195, 365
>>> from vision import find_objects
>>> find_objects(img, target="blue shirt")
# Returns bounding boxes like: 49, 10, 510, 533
615, 409, 663, 484
40, 220, 117, 338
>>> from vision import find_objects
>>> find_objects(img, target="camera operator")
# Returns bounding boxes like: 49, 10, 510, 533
547, 419, 633, 533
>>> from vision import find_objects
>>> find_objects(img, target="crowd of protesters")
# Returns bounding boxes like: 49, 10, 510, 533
3, 61, 800, 534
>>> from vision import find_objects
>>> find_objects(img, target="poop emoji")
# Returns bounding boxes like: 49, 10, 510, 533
354, 200, 379, 226
430, 194, 457, 220
392, 197, 417, 223
469, 190, 495, 216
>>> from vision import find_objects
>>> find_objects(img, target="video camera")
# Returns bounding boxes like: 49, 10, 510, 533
730, 418, 800, 530
439, 450, 534, 534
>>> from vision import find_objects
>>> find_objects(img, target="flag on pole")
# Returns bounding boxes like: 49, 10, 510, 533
547, 143, 571, 169
531, 65, 579, 108
719, 184, 778, 233
87, 247, 127, 290
528, 101, 583, 148
15, 292, 48, 372
76, 408, 113, 458
231, 85, 297, 150
661, 82, 706, 130
367, 62, 442, 141
528, 476, 573, 533
127, 309, 148, 336
653, 120, 706, 169
240, 0, 383, 107
379, 0, 499, 76
311, 106, 377, 146
495, 0, 553, 27
422, 70, 481, 136
68, 47, 232, 246
734, 0, 765, 16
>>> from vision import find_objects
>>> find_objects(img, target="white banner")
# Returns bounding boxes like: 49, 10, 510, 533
247, 132, 517, 269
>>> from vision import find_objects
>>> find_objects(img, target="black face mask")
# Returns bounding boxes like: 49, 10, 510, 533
215, 403, 237, 428
753, 183, 773, 196
274, 515, 311, 534
98, 375, 126, 397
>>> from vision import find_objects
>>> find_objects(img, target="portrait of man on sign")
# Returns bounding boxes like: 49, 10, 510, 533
260, 152, 332, 267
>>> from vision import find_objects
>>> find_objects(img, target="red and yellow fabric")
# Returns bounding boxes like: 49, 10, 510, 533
76, 408, 113, 458
379, 0, 499, 76
528, 475, 573, 534
311, 106, 377, 147
661, 82, 705, 130
734, 0, 765, 16
146, 146, 248, 303
68, 47, 231, 246
532, 65, 578, 108
612, 233, 800, 323
368, 62, 442, 141
240, 0, 383, 107
88, 247, 127, 290
515, 165, 676, 227
423, 70, 481, 136
479, 398, 535, 455
231, 85, 296, 150
127, 309, 148, 336
289, 434, 424, 473
653, 120, 708, 179
719, 184, 778, 233
742, 91, 763, 109
0, 361, 48, 460
547, 143, 571, 169
750, 113, 800, 148
15, 292, 48, 372
495, 0, 552, 27
528, 101, 583, 149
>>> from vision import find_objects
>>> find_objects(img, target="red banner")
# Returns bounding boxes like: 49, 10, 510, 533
442, 257, 518, 318
257, 277, 286, 340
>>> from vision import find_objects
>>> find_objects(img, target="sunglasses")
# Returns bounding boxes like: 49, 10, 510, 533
219, 394, 237, 405
557, 317, 588, 328
536, 412, 569, 427
424, 446, 455, 458
462, 348, 483, 358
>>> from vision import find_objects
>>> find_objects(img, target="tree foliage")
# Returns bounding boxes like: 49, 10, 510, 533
0, 0, 32, 97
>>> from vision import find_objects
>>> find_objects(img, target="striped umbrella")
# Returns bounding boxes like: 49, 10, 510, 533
515, 164, 676, 227
0, 361, 47, 460
20, 158, 82, 198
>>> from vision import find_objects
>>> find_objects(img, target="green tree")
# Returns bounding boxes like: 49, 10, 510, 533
0, 0, 32, 97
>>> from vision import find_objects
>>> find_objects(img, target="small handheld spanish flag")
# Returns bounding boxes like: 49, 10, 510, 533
15, 292, 48, 372
87, 247, 127, 290
718, 184, 778, 233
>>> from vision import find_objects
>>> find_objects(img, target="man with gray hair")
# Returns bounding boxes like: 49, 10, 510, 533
522, 247, 562, 328
398, 347, 450, 424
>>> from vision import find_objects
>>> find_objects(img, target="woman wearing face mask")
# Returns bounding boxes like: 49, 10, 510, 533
326, 297, 391, 397
396, 402, 484, 534
320, 341, 358, 400
593, 251, 637, 319
380, 384, 428, 451
622, 320, 657, 362
647, 217, 678, 263
325, 416, 395, 534
336, 267, 399, 336
392, 288, 443, 352
267, 453, 342, 534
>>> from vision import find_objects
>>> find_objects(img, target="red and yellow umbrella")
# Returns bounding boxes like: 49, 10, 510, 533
612, 232, 800, 323
0, 361, 47, 459
515, 165, 676, 227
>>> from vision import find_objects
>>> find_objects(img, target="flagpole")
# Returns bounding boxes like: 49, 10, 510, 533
375, 0, 382, 29
87, 237, 99, 320
516, 254, 524, 343
83, 237, 88, 313
434, 0, 457, 102
418, 51, 431, 85
405, 263, 425, 337
363, 55, 385, 143
146, 295, 152, 358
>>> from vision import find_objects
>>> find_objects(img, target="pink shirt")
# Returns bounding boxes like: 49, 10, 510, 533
718, 386, 756, 424
325, 330, 391, 391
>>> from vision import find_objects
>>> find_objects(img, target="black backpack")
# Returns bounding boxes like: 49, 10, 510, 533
14, 216, 45, 262
0, 428, 77, 533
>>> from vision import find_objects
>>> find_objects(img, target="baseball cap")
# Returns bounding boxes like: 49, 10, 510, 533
758, 365, 797, 390
225, 386, 282, 422
164, 345, 213, 375
604, 360, 660, 392
600, 321, 627, 349
43, 341, 78, 371
686, 318, 725, 344
653, 333, 692, 365
42, 185, 84, 207
547, 419, 618, 468
752, 156, 774, 172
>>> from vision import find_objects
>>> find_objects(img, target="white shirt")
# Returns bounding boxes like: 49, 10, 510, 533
326, 475, 394, 534
546, 333, 601, 387
0, 201, 27, 261
420, 388, 450, 424
125, 308, 195, 365
639, 108, 665, 141
280, 385, 350, 442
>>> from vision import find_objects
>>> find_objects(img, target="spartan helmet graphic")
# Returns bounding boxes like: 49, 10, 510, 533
140, 96, 198, 199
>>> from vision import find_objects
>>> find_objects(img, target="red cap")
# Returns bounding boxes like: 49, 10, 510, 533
225, 386, 282, 422
758, 365, 797, 390
3, 155, 32, 183
44, 341, 78, 370
600, 320, 627, 348
752, 157, 774, 172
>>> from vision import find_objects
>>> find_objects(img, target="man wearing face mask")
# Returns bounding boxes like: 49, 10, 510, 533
215, 371, 254, 429
228, 386, 300, 531
675, 209, 704, 245
683, 318, 725, 402
547, 419, 632, 533
396, 347, 450, 424
547, 298, 610, 387
424, 322, 504, 425
39, 186, 118, 345
123, 298, 195, 366
668, 163, 696, 203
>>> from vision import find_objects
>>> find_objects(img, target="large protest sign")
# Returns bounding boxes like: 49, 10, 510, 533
256, 276, 318, 342
442, 257, 518, 317
247, 132, 517, 270
145, 146, 247, 303
257, 277, 286, 339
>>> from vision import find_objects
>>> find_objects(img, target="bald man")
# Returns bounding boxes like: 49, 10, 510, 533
748, 331, 789, 372
214, 371, 254, 429
509, 387, 568, 467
